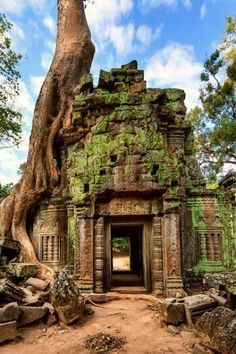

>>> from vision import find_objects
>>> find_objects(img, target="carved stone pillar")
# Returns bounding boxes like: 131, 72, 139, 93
163, 200, 183, 296
152, 216, 164, 294
94, 217, 104, 293
67, 205, 75, 271
75, 206, 94, 291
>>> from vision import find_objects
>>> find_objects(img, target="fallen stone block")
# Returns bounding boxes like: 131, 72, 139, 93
192, 344, 215, 354
0, 302, 19, 323
158, 298, 186, 325
18, 306, 48, 327
0, 238, 20, 266
23, 290, 50, 307
0, 321, 17, 343
195, 306, 236, 354
50, 268, 85, 325
0, 278, 25, 304
25, 277, 49, 291
184, 294, 217, 326
2, 263, 38, 278
209, 293, 226, 307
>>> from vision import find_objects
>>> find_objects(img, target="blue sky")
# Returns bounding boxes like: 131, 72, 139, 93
0, 0, 235, 184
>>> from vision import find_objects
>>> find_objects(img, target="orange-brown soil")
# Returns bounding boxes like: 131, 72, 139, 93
1, 296, 196, 354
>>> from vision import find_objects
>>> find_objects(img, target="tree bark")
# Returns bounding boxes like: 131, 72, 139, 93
0, 0, 95, 279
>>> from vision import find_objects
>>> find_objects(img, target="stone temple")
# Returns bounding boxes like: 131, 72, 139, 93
29, 61, 236, 296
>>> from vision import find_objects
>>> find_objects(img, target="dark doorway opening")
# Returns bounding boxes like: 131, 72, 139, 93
111, 225, 144, 287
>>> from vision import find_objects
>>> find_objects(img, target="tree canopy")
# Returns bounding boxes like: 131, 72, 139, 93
187, 16, 236, 179
0, 13, 22, 148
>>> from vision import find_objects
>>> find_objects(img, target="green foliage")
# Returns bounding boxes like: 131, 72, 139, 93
112, 238, 130, 252
0, 13, 22, 147
187, 16, 236, 179
0, 182, 13, 199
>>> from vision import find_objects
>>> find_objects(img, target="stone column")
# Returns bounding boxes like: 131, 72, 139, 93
66, 205, 75, 271
163, 200, 183, 296
152, 216, 164, 294
75, 206, 94, 292
94, 217, 104, 293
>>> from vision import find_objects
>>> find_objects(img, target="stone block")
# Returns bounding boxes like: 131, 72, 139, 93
0, 302, 19, 323
0, 238, 20, 265
195, 307, 236, 354
18, 306, 48, 327
25, 277, 49, 291
0, 321, 17, 343
192, 344, 215, 354
3, 263, 38, 278
50, 268, 85, 325
184, 294, 217, 326
158, 298, 186, 325
128, 81, 146, 94
0, 278, 25, 303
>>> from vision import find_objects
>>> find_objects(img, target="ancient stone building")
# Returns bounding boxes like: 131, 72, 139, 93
29, 61, 236, 296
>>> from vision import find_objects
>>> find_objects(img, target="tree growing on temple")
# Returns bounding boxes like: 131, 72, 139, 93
0, 0, 95, 278
0, 13, 22, 149
187, 16, 236, 178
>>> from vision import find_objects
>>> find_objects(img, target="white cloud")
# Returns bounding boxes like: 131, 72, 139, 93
181, 0, 192, 8
1, 0, 24, 14
200, 3, 207, 20
136, 24, 163, 46
41, 40, 55, 72
137, 25, 153, 46
145, 42, 202, 110
85, 0, 134, 53
1, 0, 47, 15
30, 75, 45, 97
139, 0, 192, 12
110, 24, 135, 55
43, 16, 56, 35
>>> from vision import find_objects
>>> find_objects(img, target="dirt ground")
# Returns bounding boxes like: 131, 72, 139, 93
1, 296, 196, 354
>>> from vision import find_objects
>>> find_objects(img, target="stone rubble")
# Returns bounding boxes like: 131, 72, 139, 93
50, 267, 85, 325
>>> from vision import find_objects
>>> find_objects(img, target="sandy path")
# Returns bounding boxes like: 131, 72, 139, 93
1, 297, 194, 354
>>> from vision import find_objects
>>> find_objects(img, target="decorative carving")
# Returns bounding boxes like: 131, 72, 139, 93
98, 197, 152, 216
41, 234, 60, 263
152, 216, 164, 293
94, 217, 104, 292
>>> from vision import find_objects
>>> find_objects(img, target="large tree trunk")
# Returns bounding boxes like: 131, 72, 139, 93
0, 0, 95, 279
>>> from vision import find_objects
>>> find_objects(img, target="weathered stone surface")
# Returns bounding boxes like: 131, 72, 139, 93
50, 268, 85, 325
184, 294, 217, 326
0, 321, 17, 343
0, 302, 19, 323
158, 298, 186, 325
203, 272, 236, 292
18, 306, 48, 327
23, 290, 50, 307
25, 277, 49, 291
2, 263, 38, 278
195, 307, 236, 354
0, 278, 25, 304
192, 344, 215, 354
209, 293, 227, 306
0, 238, 20, 266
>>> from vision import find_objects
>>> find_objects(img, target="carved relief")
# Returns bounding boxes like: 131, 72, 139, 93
97, 197, 153, 216
40, 234, 60, 262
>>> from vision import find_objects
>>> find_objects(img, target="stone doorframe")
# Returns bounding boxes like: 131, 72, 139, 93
73, 197, 184, 295
104, 219, 152, 292
94, 216, 166, 294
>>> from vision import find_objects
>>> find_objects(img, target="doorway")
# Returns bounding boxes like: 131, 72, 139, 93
105, 222, 151, 291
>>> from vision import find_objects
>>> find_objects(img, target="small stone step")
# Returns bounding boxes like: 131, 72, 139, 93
0, 321, 17, 343
18, 306, 48, 327
25, 277, 49, 291
0, 302, 19, 323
